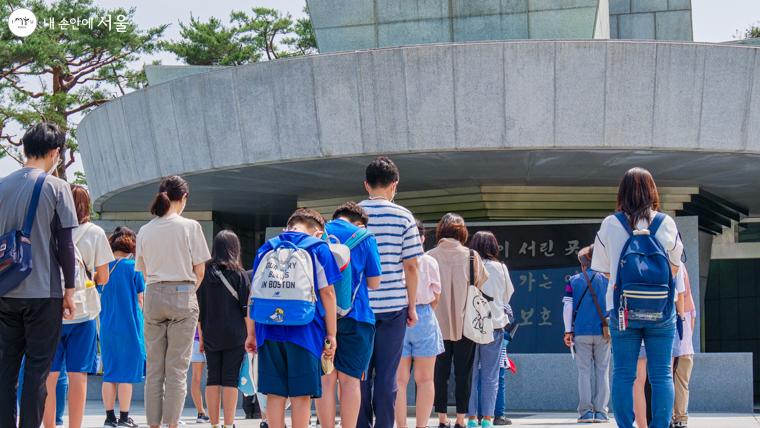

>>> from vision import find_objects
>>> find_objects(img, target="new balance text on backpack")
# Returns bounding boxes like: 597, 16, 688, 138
326, 228, 372, 317
250, 237, 322, 326
614, 211, 674, 329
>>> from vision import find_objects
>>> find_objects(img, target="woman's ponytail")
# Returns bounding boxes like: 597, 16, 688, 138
150, 191, 171, 217
149, 175, 189, 217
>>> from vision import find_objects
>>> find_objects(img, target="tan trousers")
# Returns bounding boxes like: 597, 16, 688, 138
143, 282, 199, 426
673, 354, 694, 423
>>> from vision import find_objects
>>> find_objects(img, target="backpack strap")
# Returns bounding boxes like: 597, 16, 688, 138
298, 235, 325, 250
614, 211, 633, 237
22, 172, 47, 237
267, 237, 282, 249
648, 212, 666, 236
344, 228, 372, 250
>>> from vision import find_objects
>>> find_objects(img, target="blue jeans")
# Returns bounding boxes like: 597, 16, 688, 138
611, 318, 675, 428
468, 330, 504, 417
494, 339, 508, 418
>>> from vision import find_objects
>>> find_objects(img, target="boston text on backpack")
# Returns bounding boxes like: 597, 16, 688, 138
250, 236, 323, 326
324, 228, 372, 317
0, 172, 47, 296
613, 211, 675, 331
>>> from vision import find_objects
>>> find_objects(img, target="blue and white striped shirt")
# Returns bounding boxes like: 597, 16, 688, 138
359, 199, 424, 313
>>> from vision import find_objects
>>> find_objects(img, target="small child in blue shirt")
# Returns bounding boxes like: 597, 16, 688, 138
246, 208, 340, 428
315, 202, 382, 428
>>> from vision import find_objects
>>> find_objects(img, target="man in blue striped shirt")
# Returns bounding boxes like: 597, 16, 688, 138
358, 157, 423, 428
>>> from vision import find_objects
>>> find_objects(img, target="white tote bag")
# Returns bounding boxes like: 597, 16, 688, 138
462, 250, 495, 344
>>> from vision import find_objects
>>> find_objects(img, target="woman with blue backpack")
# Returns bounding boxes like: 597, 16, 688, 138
591, 167, 684, 428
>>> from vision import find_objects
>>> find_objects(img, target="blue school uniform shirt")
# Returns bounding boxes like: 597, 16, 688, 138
562, 269, 609, 336
325, 219, 382, 325
253, 231, 342, 360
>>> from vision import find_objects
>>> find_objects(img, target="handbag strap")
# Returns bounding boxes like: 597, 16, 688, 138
214, 266, 240, 303
571, 284, 590, 327
582, 268, 608, 327
469, 249, 475, 287
22, 172, 47, 237
108, 254, 133, 277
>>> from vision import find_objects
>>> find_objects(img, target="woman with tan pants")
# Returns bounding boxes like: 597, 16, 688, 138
136, 175, 211, 428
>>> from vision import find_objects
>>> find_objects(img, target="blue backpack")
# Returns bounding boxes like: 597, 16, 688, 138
249, 236, 324, 326
324, 227, 372, 317
614, 211, 675, 330
0, 173, 47, 296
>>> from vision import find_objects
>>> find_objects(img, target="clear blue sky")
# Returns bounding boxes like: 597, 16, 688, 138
1, 0, 759, 175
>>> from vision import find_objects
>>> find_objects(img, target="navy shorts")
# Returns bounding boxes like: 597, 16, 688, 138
51, 319, 98, 373
334, 317, 375, 379
258, 341, 322, 398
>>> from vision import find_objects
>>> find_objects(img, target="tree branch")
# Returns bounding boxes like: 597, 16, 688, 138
0, 143, 24, 164
65, 149, 76, 168
4, 78, 45, 98
112, 64, 126, 96
64, 52, 129, 91
0, 60, 33, 80
1, 133, 22, 146
64, 98, 108, 116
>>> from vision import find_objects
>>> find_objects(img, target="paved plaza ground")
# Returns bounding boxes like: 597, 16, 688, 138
66, 402, 760, 428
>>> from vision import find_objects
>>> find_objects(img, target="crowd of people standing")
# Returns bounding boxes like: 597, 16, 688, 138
0, 122, 694, 428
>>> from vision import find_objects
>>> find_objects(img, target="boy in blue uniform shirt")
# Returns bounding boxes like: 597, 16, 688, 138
246, 208, 340, 428
316, 202, 382, 428
562, 245, 611, 424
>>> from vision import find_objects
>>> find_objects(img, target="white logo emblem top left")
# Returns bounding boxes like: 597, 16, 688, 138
8, 8, 37, 37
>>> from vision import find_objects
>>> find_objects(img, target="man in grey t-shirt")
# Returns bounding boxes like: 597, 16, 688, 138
0, 122, 77, 428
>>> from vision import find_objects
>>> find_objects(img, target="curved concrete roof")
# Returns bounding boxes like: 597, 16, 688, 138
77, 40, 760, 215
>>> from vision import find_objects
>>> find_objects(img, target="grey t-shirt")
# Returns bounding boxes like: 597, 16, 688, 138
0, 167, 78, 298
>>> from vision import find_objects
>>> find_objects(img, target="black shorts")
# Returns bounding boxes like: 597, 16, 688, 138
206, 346, 245, 387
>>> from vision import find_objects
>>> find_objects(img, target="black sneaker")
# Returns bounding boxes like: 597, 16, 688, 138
104, 419, 118, 428
493, 416, 512, 426
196, 413, 210, 423
117, 418, 139, 428
261, 422, 269, 428
438, 423, 450, 428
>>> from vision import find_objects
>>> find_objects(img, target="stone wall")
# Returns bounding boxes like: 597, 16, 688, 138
609, 0, 692, 40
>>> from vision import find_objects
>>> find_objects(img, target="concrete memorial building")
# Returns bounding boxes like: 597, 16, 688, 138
78, 0, 760, 411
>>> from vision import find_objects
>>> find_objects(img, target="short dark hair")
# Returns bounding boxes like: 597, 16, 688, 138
22, 122, 66, 159
332, 202, 368, 226
365, 156, 399, 188
469, 231, 500, 261
150, 175, 189, 217
210, 229, 244, 271
70, 184, 91, 224
109, 226, 136, 254
435, 213, 469, 244
287, 208, 325, 231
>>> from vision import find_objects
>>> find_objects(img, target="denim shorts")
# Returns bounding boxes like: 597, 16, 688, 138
402, 304, 444, 358
191, 339, 206, 363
